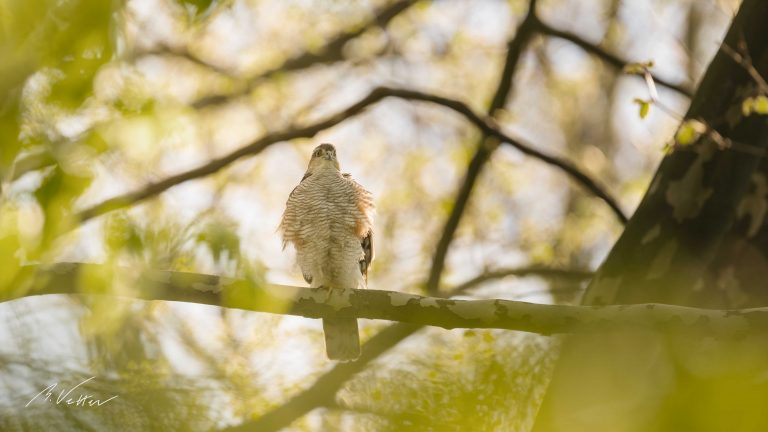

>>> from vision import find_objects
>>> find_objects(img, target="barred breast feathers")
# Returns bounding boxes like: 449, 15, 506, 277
280, 165, 375, 289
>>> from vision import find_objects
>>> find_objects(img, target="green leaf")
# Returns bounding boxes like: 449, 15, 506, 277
176, 0, 217, 19
0, 205, 22, 293
742, 95, 768, 116
675, 119, 707, 146
34, 165, 92, 246
639, 102, 650, 119
623, 60, 655, 75
633, 98, 652, 119
756, 96, 768, 114
44, 0, 115, 108
197, 222, 240, 262
105, 214, 143, 254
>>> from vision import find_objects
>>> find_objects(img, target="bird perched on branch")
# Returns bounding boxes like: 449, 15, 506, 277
280, 143, 375, 360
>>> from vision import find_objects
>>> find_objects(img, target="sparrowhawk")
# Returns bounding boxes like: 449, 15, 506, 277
280, 143, 374, 360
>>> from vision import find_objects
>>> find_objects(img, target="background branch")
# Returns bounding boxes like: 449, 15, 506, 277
451, 266, 593, 293
191, 0, 419, 109
425, 3, 540, 296
533, 17, 694, 98
76, 87, 627, 223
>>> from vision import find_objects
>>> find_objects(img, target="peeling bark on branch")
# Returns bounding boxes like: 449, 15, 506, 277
5, 263, 766, 338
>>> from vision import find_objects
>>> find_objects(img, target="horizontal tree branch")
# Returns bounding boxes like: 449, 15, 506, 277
6, 263, 761, 337
533, 17, 694, 98
77, 86, 627, 223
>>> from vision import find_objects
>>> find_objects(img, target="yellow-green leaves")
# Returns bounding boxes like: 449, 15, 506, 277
40, 0, 114, 108
175, 0, 220, 21
105, 214, 144, 255
623, 61, 655, 76
34, 165, 92, 246
741, 95, 768, 116
196, 222, 241, 263
1, 0, 114, 234
627, 60, 659, 120
0, 203, 22, 296
634, 98, 652, 119
675, 119, 707, 147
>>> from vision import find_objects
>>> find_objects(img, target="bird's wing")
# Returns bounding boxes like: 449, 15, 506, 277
342, 172, 375, 284
279, 172, 313, 250
289, 172, 312, 198
360, 229, 374, 283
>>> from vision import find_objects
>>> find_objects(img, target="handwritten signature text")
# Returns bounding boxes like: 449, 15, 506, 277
26, 376, 118, 408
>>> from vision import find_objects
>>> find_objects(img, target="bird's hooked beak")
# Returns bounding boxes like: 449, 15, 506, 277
323, 152, 334, 161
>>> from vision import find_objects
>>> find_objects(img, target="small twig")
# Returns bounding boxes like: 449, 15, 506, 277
641, 69, 685, 121
127, 42, 237, 78
533, 18, 693, 98
450, 266, 593, 293
644, 71, 659, 101
721, 39, 768, 94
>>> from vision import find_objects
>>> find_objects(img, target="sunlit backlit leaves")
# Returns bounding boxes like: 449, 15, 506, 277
741, 95, 768, 116
633, 98, 652, 119
675, 118, 707, 146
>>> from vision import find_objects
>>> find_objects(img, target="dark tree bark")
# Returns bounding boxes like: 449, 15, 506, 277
534, 1, 768, 431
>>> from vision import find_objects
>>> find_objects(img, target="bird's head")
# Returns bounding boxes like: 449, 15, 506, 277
308, 143, 340, 171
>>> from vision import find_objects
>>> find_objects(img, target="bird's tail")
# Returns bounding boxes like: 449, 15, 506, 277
323, 317, 360, 361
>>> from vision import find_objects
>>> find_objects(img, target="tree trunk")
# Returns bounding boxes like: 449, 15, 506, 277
534, 1, 768, 431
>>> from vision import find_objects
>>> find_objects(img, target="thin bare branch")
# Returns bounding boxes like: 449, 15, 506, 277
451, 266, 593, 293
127, 42, 238, 78
77, 86, 627, 225
425, 4, 540, 296
721, 41, 768, 94
533, 17, 694, 98
76, 88, 389, 221
191, 0, 419, 109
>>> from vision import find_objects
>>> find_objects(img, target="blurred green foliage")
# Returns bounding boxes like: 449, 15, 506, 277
0, 0, 751, 431
0, 0, 113, 166
343, 331, 553, 432
176, 0, 218, 19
